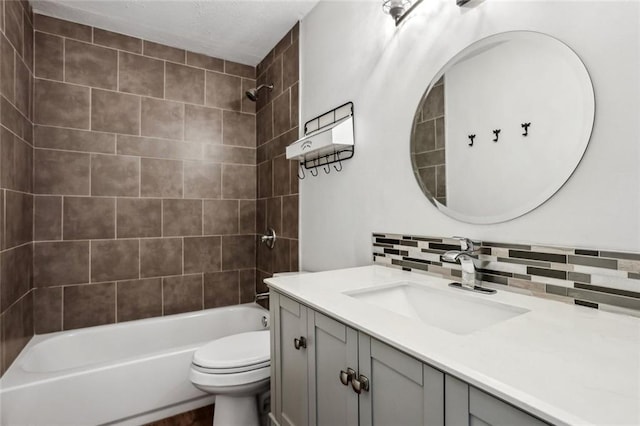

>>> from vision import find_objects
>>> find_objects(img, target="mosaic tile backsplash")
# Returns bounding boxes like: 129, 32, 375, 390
373, 233, 640, 316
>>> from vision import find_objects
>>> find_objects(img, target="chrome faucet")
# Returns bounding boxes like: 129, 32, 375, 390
441, 237, 478, 289
441, 237, 496, 294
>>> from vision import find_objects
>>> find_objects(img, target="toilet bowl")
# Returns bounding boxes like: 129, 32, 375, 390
190, 330, 270, 426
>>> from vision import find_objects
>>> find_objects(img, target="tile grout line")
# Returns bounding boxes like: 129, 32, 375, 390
138, 157, 141, 198
138, 96, 141, 136
60, 196, 64, 239
116, 48, 119, 92
88, 238, 92, 286
114, 280, 118, 323
60, 283, 64, 331
33, 146, 256, 168
88, 87, 92, 133
62, 37, 65, 82
114, 198, 118, 239
138, 238, 141, 285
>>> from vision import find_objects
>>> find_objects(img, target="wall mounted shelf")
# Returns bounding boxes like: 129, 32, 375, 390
286, 102, 354, 178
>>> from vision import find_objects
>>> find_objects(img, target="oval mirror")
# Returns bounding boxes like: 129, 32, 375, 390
411, 31, 594, 224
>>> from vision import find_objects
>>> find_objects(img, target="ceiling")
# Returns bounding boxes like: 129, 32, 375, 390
31, 0, 320, 66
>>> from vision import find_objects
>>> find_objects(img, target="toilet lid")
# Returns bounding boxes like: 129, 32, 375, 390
193, 330, 270, 371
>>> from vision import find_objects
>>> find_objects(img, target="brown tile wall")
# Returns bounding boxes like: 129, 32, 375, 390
0, 0, 35, 376
31, 14, 259, 334
0, 10, 300, 378
255, 24, 300, 293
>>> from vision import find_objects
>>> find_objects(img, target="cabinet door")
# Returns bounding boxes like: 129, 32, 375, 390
272, 292, 310, 426
445, 375, 470, 426
309, 311, 359, 426
468, 387, 548, 426
358, 336, 444, 426
445, 375, 548, 426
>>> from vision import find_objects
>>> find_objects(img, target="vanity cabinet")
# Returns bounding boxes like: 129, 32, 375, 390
270, 290, 547, 426
445, 375, 548, 426
270, 291, 444, 426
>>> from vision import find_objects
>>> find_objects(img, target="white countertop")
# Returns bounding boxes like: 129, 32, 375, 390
265, 265, 640, 426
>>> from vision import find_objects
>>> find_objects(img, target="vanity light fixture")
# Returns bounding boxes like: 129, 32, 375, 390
382, 0, 421, 25
384, 0, 471, 25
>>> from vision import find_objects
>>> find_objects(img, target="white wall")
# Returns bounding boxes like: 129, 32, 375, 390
299, 0, 640, 272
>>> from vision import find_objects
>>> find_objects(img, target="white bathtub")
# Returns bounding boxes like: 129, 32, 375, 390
0, 303, 269, 426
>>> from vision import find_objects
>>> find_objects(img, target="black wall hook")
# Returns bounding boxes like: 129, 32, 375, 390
521, 122, 531, 136
468, 134, 476, 146
310, 166, 318, 177
492, 129, 501, 142
323, 163, 331, 174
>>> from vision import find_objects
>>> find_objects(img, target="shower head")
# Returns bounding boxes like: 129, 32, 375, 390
245, 84, 274, 102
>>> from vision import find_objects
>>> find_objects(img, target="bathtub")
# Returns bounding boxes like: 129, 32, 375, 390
0, 303, 269, 425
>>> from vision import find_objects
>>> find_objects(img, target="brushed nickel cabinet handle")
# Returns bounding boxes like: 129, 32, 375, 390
340, 368, 356, 386
351, 374, 370, 394
293, 336, 307, 350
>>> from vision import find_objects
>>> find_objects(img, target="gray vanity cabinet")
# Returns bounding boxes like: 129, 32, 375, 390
444, 375, 548, 426
271, 291, 444, 426
271, 291, 545, 426
270, 292, 311, 426
308, 311, 443, 426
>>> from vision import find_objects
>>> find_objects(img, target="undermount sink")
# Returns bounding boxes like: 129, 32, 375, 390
344, 281, 529, 335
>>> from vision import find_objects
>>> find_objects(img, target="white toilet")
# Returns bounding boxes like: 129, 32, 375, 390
190, 330, 271, 426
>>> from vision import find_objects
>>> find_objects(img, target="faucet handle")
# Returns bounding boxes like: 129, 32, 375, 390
452, 236, 478, 252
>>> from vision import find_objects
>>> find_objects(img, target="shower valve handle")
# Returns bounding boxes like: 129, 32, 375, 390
260, 228, 276, 249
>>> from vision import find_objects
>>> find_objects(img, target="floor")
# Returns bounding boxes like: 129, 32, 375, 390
145, 404, 214, 426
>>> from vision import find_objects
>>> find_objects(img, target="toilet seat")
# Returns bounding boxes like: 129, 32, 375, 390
190, 330, 270, 389
190, 364, 270, 388
192, 330, 270, 372
192, 360, 270, 375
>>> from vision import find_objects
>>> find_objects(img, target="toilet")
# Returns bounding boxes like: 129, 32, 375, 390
190, 330, 271, 426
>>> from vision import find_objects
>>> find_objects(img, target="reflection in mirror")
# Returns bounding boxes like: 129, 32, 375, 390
413, 76, 447, 205
411, 31, 594, 224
